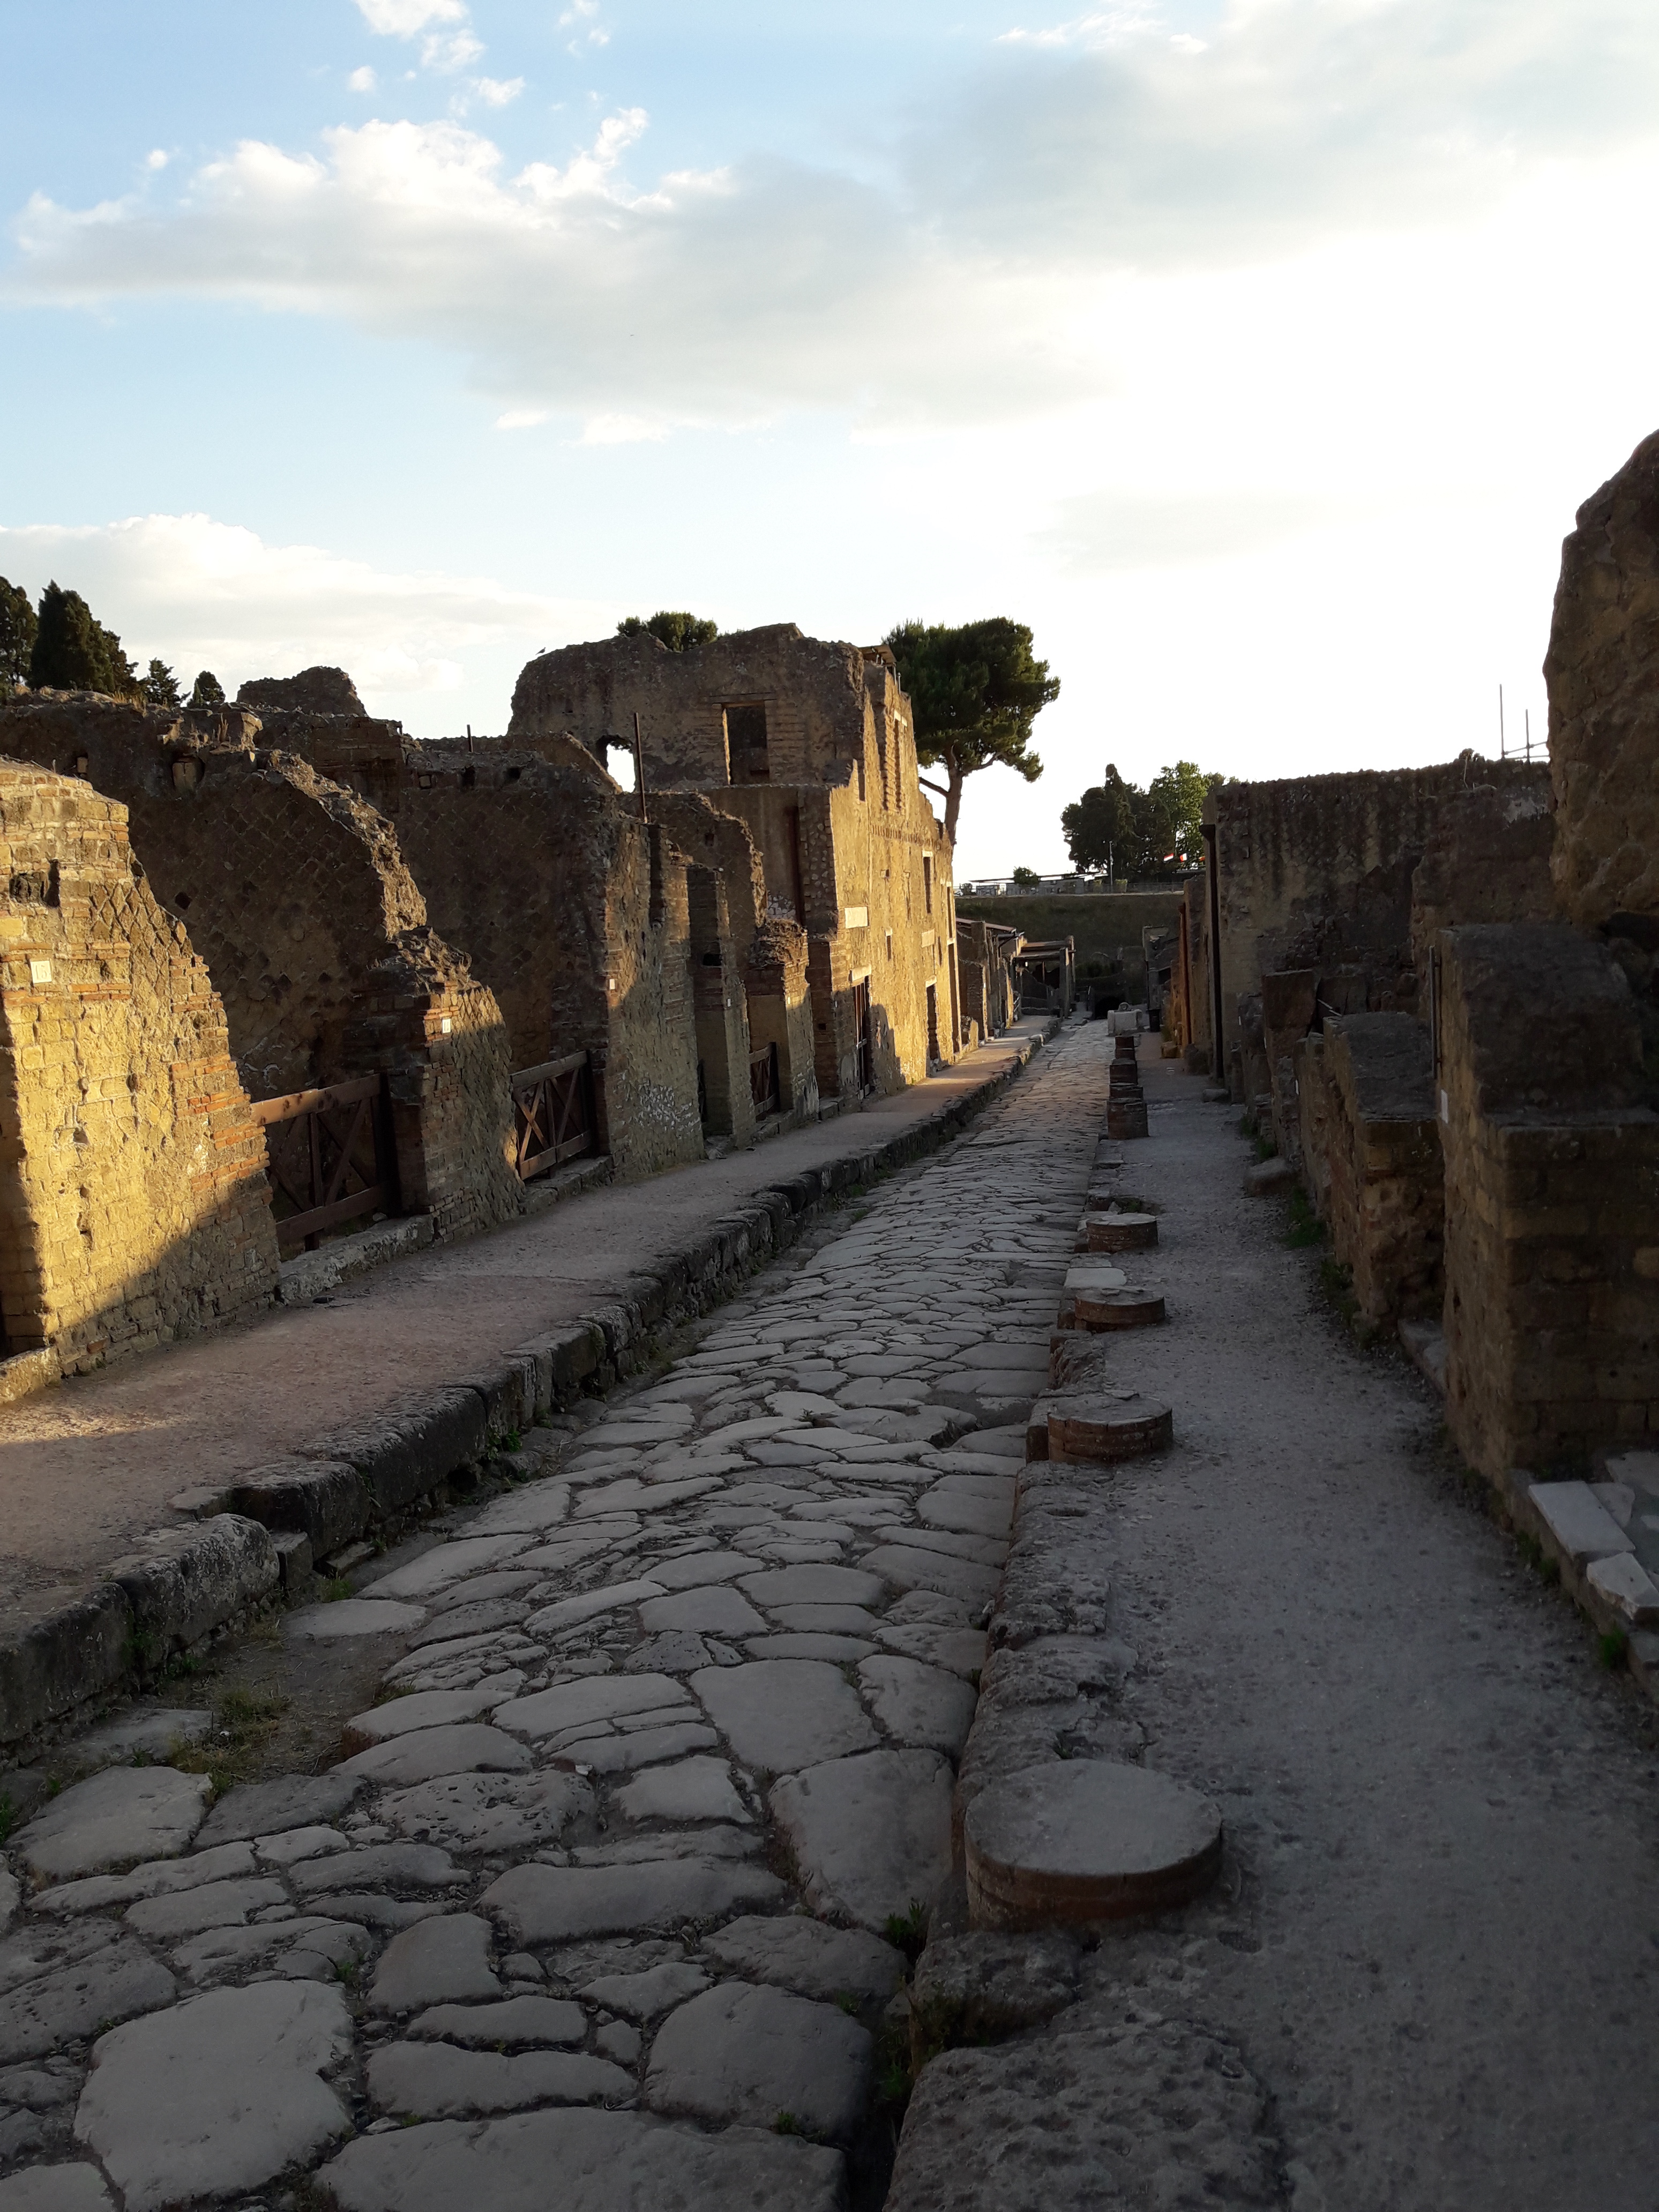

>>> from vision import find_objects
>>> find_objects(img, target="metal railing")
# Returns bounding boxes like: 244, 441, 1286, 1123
511, 1051, 596, 1181
252, 1073, 394, 1253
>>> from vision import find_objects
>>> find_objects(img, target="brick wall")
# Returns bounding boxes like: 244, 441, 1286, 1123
1438, 923, 1659, 1478
0, 764, 279, 1370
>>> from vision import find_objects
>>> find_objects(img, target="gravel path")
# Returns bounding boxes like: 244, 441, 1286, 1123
0, 1026, 1103, 2211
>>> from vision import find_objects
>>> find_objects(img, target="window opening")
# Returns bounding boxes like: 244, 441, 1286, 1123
726, 701, 769, 783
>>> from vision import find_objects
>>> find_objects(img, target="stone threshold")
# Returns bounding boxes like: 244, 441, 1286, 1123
0, 1026, 1057, 1767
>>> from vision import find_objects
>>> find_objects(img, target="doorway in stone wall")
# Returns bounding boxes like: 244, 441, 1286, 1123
851, 977, 872, 1093
925, 981, 941, 1068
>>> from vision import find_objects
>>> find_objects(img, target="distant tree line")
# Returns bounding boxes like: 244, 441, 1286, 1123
0, 576, 222, 709
1062, 761, 1222, 878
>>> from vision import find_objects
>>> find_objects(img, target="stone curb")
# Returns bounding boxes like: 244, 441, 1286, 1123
0, 1027, 1055, 1763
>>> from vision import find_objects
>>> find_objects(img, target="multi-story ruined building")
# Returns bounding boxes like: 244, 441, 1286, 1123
507, 624, 964, 1105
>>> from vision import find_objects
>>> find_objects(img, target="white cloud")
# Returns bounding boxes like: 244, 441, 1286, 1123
558, 1, 609, 55
348, 65, 377, 93
0, 513, 611, 721
468, 76, 524, 108
355, 0, 465, 34
145, 150, 169, 172
422, 27, 484, 72
9, 0, 1659, 437
495, 406, 548, 428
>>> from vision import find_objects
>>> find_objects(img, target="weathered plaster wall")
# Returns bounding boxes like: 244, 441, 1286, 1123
0, 763, 279, 1370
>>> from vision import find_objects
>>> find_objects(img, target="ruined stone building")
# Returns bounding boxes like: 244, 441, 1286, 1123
956, 916, 1019, 1043
0, 763, 278, 1376
508, 624, 965, 1105
1184, 433, 1659, 1490
248, 693, 818, 1165
0, 694, 524, 1246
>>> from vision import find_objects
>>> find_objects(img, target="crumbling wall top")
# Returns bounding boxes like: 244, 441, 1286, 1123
237, 666, 365, 716
1545, 427, 1659, 928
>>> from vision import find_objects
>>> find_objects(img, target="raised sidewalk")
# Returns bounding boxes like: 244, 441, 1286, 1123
0, 1022, 1056, 1757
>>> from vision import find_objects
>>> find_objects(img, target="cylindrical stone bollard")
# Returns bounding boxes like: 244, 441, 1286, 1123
1044, 1392, 1174, 1462
1083, 1212, 1158, 1253
965, 1760, 1223, 1929
1073, 1284, 1165, 1329
1107, 1097, 1149, 1139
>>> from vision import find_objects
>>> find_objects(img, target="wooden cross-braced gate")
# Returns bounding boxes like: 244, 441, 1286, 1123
511, 1050, 596, 1181
252, 1073, 396, 1253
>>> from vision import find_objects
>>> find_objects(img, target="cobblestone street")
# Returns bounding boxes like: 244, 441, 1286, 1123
0, 1029, 1103, 2211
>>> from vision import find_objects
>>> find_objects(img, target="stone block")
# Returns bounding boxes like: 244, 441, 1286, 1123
107, 1513, 278, 1663
223, 1460, 368, 1556
547, 1321, 604, 1407
333, 1387, 489, 1519
0, 1584, 135, 1757
1586, 1550, 1659, 1625
1527, 1481, 1634, 1568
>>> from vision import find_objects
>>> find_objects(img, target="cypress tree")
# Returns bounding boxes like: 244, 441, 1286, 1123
0, 577, 36, 687
142, 660, 183, 709
28, 582, 139, 697
190, 670, 225, 707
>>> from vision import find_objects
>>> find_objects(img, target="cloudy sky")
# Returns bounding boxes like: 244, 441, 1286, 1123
5, 0, 1659, 876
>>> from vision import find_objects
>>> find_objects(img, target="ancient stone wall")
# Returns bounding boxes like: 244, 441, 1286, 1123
647, 791, 817, 1130
510, 627, 961, 1105
510, 624, 873, 790
1438, 922, 1659, 1478
1208, 759, 1550, 1067
1210, 757, 1555, 1140
0, 696, 522, 1244
1408, 770, 1555, 978
0, 764, 279, 1370
1314, 1013, 1443, 1325
1545, 429, 1659, 931
380, 735, 707, 1180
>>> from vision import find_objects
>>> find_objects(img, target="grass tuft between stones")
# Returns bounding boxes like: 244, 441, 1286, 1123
168, 1686, 290, 1794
